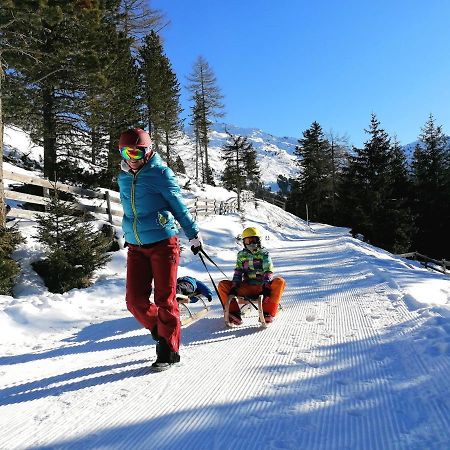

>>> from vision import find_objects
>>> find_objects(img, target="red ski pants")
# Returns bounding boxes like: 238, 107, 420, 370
125, 237, 180, 352
217, 277, 286, 316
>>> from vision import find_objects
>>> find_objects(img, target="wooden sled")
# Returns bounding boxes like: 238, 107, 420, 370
224, 294, 267, 328
176, 293, 210, 326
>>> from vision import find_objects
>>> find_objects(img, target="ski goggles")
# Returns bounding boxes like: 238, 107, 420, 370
243, 236, 260, 245
119, 146, 147, 161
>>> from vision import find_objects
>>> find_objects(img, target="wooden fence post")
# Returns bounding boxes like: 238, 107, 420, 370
104, 191, 113, 224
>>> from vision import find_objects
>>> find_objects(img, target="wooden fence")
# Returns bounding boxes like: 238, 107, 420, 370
398, 251, 450, 275
2, 169, 239, 227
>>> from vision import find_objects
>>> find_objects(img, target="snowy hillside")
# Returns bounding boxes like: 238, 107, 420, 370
2, 144, 450, 448
169, 122, 298, 192
3, 123, 298, 193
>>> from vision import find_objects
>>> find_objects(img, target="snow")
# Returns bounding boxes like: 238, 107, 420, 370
171, 122, 298, 191
1, 128, 450, 449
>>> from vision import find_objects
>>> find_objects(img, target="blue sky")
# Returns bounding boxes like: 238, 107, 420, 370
150, 0, 450, 147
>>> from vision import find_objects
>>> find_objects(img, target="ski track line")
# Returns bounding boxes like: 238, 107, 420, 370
1, 235, 450, 449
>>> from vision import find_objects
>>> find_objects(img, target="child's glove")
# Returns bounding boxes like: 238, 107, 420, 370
189, 234, 203, 255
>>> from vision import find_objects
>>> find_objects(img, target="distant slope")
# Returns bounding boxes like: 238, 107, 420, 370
173, 123, 299, 192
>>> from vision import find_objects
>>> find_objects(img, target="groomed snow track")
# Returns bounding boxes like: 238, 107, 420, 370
1, 230, 450, 449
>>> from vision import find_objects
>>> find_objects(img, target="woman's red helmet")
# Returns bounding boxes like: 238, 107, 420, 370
118, 128, 151, 149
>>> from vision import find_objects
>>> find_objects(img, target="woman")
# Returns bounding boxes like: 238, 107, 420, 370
117, 128, 202, 371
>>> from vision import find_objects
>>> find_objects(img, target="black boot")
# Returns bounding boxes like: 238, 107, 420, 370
151, 336, 180, 372
150, 325, 158, 341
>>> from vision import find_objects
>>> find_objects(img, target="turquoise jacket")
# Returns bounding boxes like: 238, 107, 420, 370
118, 153, 199, 245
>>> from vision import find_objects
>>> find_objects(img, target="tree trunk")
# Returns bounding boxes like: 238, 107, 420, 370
42, 85, 57, 180
0, 59, 6, 228
165, 130, 170, 166
236, 144, 241, 210
195, 128, 199, 181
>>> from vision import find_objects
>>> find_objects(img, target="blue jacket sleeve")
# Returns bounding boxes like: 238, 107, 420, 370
159, 167, 199, 240
195, 279, 214, 300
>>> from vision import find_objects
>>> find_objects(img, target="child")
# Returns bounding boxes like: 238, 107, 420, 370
176, 276, 213, 303
218, 226, 286, 325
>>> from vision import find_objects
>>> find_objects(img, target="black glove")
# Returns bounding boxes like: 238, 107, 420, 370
207, 295, 213, 302
262, 284, 271, 298
229, 286, 238, 296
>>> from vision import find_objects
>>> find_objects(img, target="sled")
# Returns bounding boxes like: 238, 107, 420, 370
176, 293, 211, 326
224, 294, 267, 328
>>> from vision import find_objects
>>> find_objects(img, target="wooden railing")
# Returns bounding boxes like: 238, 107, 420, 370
398, 251, 450, 275
3, 169, 239, 227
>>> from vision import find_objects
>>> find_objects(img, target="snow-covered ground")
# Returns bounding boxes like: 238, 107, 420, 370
1, 192, 450, 449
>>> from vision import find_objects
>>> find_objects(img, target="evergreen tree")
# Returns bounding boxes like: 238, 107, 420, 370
0, 226, 24, 295
140, 31, 182, 166
118, 0, 163, 43
339, 114, 413, 252
290, 121, 333, 223
277, 175, 291, 196
172, 155, 186, 174
385, 137, 415, 253
103, 29, 142, 185
33, 189, 111, 293
187, 56, 224, 184
410, 114, 450, 258
189, 91, 205, 181
327, 130, 350, 225
2, 2, 97, 179
1, 0, 46, 225
221, 132, 259, 209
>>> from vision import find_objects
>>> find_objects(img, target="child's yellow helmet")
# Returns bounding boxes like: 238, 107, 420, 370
242, 227, 261, 239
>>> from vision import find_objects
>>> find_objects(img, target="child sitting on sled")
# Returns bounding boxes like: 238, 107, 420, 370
217, 226, 286, 325
176, 276, 213, 304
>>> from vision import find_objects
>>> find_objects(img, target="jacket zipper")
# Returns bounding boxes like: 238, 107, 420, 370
130, 172, 142, 245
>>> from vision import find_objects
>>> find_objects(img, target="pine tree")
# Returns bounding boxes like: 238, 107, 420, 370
1, 1, 45, 225
187, 56, 224, 184
290, 121, 333, 223
33, 189, 111, 293
0, 226, 24, 295
327, 131, 350, 225
190, 92, 205, 181
411, 114, 450, 258
339, 114, 413, 252
140, 31, 182, 166
221, 132, 259, 210
385, 137, 415, 253
2, 2, 120, 181
172, 155, 186, 174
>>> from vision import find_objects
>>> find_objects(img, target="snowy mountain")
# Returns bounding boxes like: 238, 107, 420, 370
173, 122, 299, 192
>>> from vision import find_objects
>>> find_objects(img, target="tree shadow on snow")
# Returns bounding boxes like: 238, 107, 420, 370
0, 317, 145, 366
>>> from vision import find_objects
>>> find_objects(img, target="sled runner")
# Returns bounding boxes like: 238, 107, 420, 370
224, 294, 267, 328
176, 293, 210, 326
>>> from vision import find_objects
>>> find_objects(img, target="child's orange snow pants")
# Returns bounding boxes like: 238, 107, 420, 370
125, 237, 181, 352
218, 277, 285, 316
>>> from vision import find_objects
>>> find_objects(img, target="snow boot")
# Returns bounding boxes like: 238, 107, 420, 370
263, 313, 274, 324
151, 337, 180, 372
228, 312, 243, 326
150, 325, 159, 341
